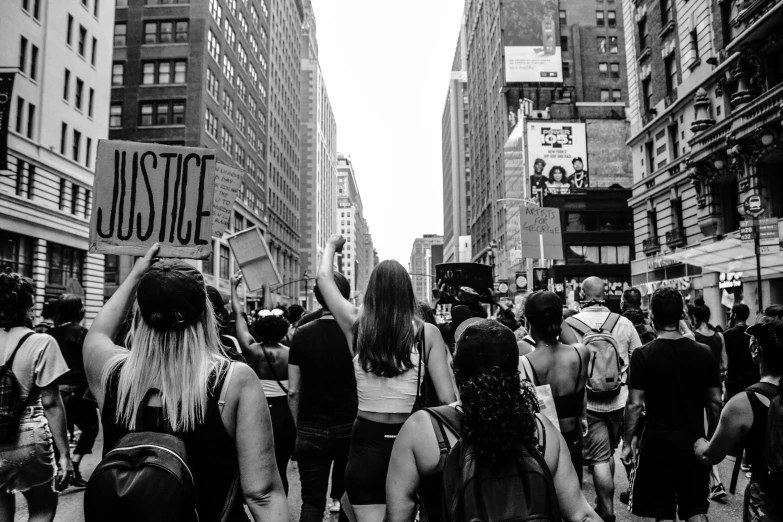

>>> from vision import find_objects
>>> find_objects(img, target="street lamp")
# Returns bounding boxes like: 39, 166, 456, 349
488, 240, 497, 281
302, 271, 310, 307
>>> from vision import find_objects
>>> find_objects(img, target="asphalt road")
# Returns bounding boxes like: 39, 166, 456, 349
14, 431, 747, 522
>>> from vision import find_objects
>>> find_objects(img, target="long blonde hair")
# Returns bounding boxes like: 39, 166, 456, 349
103, 299, 230, 432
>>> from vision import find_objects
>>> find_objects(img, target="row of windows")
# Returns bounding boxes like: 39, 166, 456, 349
113, 20, 189, 46
117, 0, 190, 5
59, 123, 94, 167
20, 0, 41, 20
63, 69, 96, 117
559, 8, 616, 25
107, 101, 185, 127
598, 62, 622, 79
66, 15, 99, 64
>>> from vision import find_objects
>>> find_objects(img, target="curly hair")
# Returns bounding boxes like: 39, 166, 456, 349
0, 271, 35, 330
457, 366, 540, 463
252, 315, 290, 344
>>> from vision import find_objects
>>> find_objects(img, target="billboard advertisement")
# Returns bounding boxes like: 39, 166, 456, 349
526, 122, 588, 201
502, 0, 563, 83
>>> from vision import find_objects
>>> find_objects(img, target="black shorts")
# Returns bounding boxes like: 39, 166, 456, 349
344, 417, 404, 505
629, 438, 710, 520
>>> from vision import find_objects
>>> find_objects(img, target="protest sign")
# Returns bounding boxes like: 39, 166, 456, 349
89, 140, 217, 258
227, 227, 282, 292
212, 162, 245, 238
520, 206, 564, 260
434, 263, 494, 304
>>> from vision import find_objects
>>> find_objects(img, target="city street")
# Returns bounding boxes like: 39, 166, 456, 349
14, 430, 747, 522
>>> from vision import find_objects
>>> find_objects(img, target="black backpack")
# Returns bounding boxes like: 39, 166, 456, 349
426, 406, 561, 522
85, 363, 240, 522
0, 332, 34, 444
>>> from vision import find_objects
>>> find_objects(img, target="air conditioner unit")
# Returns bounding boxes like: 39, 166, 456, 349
528, 108, 551, 120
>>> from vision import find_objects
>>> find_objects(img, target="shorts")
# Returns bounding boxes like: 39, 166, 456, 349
583, 409, 623, 466
629, 438, 710, 520
344, 417, 403, 505
0, 406, 56, 493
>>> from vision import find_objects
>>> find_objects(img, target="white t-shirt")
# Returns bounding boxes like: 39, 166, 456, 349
0, 327, 69, 401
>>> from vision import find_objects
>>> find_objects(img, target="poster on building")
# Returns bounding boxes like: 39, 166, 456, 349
520, 206, 564, 260
227, 226, 282, 292
89, 140, 217, 259
502, 0, 563, 83
212, 162, 245, 238
527, 122, 588, 201
0, 72, 16, 170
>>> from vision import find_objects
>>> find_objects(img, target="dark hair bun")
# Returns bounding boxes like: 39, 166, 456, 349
0, 272, 35, 329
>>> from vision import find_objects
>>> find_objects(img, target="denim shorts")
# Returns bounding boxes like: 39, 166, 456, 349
0, 406, 56, 493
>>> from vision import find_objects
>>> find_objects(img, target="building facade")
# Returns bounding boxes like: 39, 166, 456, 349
409, 235, 444, 304
1, 0, 113, 324
299, 0, 337, 310
266, 0, 304, 305
622, 0, 783, 324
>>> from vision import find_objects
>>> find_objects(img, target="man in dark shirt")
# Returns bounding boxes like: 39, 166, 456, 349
723, 303, 759, 399
48, 294, 98, 488
288, 272, 357, 520
622, 287, 722, 522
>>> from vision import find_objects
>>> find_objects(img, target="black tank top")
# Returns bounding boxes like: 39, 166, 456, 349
695, 332, 723, 365
741, 382, 778, 486
101, 362, 249, 522
522, 347, 585, 419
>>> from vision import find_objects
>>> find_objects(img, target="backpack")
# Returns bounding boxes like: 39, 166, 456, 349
566, 314, 624, 399
85, 363, 240, 522
762, 381, 783, 476
426, 406, 561, 522
635, 323, 658, 345
0, 332, 34, 444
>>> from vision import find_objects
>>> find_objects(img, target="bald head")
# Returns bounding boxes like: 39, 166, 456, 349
581, 277, 605, 301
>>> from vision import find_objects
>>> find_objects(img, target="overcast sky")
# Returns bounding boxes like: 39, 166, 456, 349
310, 0, 465, 266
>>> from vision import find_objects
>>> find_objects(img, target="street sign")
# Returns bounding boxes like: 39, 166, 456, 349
744, 195, 765, 218
515, 273, 528, 291
495, 280, 510, 297
759, 218, 780, 254
740, 220, 755, 246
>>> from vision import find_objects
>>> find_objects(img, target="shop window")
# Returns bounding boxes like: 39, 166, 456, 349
219, 244, 230, 279
104, 254, 119, 284
0, 231, 34, 277
46, 243, 84, 287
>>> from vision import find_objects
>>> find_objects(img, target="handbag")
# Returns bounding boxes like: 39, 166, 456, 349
412, 325, 439, 412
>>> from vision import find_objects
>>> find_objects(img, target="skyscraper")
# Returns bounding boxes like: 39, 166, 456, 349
300, 0, 337, 309
409, 235, 444, 304
1, 0, 114, 323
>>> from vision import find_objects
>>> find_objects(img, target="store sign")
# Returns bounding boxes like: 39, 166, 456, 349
502, 0, 563, 83
719, 272, 743, 289
759, 218, 780, 254
515, 272, 528, 292
639, 276, 691, 296
647, 252, 679, 270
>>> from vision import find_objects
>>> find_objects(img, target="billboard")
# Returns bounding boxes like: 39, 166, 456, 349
526, 122, 588, 201
503, 0, 563, 83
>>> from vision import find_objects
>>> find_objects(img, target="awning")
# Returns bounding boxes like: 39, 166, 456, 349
663, 237, 783, 278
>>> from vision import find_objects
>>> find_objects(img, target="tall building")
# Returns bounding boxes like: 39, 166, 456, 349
1, 0, 113, 323
299, 0, 337, 309
441, 21, 471, 264
109, 0, 270, 308
266, 0, 304, 305
622, 0, 783, 323
336, 154, 374, 304
409, 235, 444, 304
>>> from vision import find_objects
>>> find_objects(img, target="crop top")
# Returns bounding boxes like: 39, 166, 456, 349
353, 347, 421, 414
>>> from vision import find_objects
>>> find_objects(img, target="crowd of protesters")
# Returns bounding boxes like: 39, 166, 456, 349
0, 234, 780, 522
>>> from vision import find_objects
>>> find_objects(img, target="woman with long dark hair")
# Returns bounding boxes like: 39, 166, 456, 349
316, 235, 456, 522
84, 245, 288, 521
385, 319, 600, 522
521, 291, 590, 483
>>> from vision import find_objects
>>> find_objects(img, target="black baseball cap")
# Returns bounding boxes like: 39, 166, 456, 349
524, 291, 563, 323
137, 260, 207, 330
454, 319, 519, 380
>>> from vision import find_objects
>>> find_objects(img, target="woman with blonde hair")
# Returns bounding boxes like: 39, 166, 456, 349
316, 235, 456, 522
84, 244, 288, 522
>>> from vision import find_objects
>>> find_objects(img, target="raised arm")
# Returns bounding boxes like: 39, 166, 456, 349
424, 323, 457, 404
84, 243, 159, 408
316, 235, 359, 345
231, 272, 256, 351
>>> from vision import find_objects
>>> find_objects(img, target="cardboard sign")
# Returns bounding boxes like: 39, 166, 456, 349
227, 227, 282, 292
434, 263, 494, 304
89, 140, 217, 258
212, 162, 245, 238
520, 206, 564, 260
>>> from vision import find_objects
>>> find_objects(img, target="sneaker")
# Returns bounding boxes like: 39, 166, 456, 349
619, 489, 630, 504
741, 463, 751, 472
329, 499, 341, 513
709, 483, 727, 501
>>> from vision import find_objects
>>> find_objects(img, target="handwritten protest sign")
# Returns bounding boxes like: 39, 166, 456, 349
212, 163, 245, 238
520, 206, 564, 260
89, 140, 217, 259
227, 227, 282, 291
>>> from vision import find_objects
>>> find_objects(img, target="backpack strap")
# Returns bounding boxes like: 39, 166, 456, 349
218, 362, 236, 414
424, 405, 461, 469
565, 316, 593, 336
414, 325, 426, 405
217, 362, 242, 522
520, 356, 540, 386
745, 382, 779, 400
2, 332, 34, 368
258, 343, 288, 394
600, 313, 621, 334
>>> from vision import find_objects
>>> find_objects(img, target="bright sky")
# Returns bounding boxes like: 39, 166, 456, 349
311, 0, 465, 266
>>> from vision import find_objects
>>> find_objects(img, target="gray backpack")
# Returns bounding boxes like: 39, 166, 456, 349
566, 314, 624, 399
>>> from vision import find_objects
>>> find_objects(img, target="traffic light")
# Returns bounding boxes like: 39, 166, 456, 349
532, 268, 549, 291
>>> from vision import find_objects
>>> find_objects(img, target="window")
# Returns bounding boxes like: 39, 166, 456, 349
610, 62, 620, 79
219, 245, 230, 279
72, 129, 81, 161
209, 0, 222, 20
612, 89, 622, 101
566, 246, 630, 264
138, 101, 184, 126
46, 243, 84, 287
609, 36, 619, 54
222, 90, 234, 117
84, 189, 91, 218
91, 37, 97, 66
15, 97, 24, 133
689, 29, 700, 63
145, 0, 191, 4
117, 0, 127, 6
59, 178, 67, 210
29, 45, 38, 80
665, 54, 676, 95
661, 0, 671, 25
208, 29, 221, 61
144, 20, 188, 44
638, 19, 647, 50
560, 36, 568, 52
202, 246, 214, 275
642, 77, 652, 112
67, 15, 74, 45
205, 108, 217, 137
238, 45, 247, 70
19, 36, 27, 72
239, 13, 248, 36
250, 5, 259, 27
601, 89, 610, 102
112, 63, 124, 86
88, 88, 94, 117
599, 62, 608, 77
0, 231, 33, 277
226, 0, 236, 15
668, 122, 679, 161
60, 123, 67, 154
15, 159, 26, 196
221, 126, 233, 152
207, 68, 219, 99
596, 11, 605, 26
671, 198, 684, 232
26, 103, 34, 139
75, 78, 84, 110
647, 209, 658, 240
607, 11, 616, 26
223, 19, 235, 49
141, 60, 187, 84
94, 0, 99, 17
71, 184, 80, 214
559, 10, 566, 24
644, 141, 654, 175
563, 62, 571, 79
109, 104, 122, 127
85, 137, 92, 167
598, 37, 606, 53
175, 21, 188, 42
114, 23, 126, 46
63, 69, 70, 100
222, 55, 235, 84
78, 26, 87, 56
